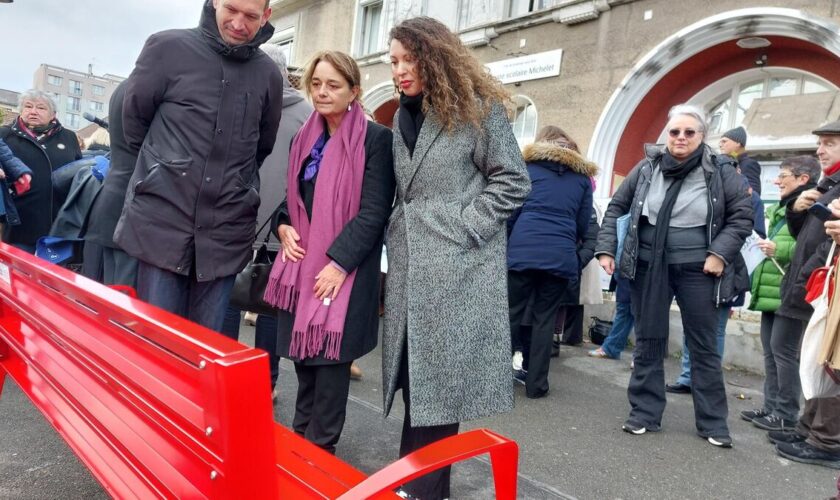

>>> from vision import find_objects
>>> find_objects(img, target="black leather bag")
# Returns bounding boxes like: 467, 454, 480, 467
230, 218, 276, 316
588, 317, 612, 345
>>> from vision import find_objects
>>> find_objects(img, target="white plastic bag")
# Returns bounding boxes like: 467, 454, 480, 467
800, 242, 840, 400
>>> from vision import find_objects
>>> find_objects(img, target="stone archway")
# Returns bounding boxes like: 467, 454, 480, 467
588, 7, 840, 196
363, 81, 398, 128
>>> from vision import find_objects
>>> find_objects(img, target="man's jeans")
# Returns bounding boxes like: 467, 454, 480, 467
136, 261, 235, 333
599, 301, 635, 359
675, 306, 729, 386
221, 306, 279, 389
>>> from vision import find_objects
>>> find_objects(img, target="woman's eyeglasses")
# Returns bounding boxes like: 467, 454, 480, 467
668, 128, 697, 138
777, 172, 797, 180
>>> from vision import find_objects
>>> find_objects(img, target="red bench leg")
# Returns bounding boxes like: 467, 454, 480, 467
0, 339, 7, 401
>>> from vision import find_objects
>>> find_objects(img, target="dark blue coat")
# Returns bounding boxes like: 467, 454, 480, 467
0, 137, 33, 224
507, 143, 596, 280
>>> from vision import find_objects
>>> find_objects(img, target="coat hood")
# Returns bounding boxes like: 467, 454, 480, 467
522, 142, 598, 177
283, 85, 306, 108
199, 0, 275, 61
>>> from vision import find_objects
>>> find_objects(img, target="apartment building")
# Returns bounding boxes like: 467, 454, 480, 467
32, 64, 125, 131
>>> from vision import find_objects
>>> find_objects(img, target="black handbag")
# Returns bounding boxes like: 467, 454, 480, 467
588, 316, 612, 345
230, 217, 276, 316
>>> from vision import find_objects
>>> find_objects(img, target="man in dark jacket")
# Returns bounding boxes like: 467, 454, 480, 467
769, 119, 840, 468
82, 80, 139, 286
720, 126, 762, 195
113, 0, 284, 331
0, 90, 82, 252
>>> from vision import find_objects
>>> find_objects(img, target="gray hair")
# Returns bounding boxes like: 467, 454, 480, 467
18, 89, 57, 115
780, 154, 821, 181
667, 104, 708, 135
260, 43, 289, 81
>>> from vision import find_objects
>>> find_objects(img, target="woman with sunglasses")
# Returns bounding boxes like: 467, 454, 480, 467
594, 104, 753, 448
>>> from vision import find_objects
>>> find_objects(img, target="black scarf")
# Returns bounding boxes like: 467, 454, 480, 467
780, 182, 815, 208
637, 146, 705, 360
398, 93, 425, 156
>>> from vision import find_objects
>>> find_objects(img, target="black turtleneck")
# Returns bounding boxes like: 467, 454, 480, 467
398, 93, 425, 156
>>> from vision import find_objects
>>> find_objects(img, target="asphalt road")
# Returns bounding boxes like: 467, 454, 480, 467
1, 321, 837, 499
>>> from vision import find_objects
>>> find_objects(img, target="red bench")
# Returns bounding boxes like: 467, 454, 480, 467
0, 243, 518, 499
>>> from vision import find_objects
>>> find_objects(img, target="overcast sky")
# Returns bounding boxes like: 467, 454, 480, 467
1, 0, 205, 91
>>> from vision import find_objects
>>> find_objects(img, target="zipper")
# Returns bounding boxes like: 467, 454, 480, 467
706, 170, 722, 305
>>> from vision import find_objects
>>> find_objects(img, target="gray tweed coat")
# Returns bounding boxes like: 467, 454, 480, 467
382, 103, 530, 426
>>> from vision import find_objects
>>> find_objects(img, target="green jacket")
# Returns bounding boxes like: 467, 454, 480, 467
749, 202, 796, 312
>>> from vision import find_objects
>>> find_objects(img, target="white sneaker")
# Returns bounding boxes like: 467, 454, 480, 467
244, 311, 258, 326
512, 351, 524, 371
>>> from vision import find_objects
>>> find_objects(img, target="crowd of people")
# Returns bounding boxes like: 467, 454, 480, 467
1, 0, 840, 498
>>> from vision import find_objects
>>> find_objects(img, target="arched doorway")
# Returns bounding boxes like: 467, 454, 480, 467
363, 81, 398, 128
588, 8, 840, 196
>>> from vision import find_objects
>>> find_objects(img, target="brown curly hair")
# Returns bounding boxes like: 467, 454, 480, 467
389, 17, 509, 132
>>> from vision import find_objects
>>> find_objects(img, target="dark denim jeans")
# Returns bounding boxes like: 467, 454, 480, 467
599, 300, 635, 359
221, 306, 279, 389
628, 260, 729, 437
675, 306, 728, 386
136, 261, 235, 333
766, 313, 806, 421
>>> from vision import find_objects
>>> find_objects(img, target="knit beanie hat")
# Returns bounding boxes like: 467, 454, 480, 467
722, 126, 747, 147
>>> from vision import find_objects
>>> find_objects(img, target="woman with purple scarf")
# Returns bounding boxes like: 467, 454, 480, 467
264, 51, 395, 454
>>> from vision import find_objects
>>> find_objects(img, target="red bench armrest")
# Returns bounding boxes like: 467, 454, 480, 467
338, 428, 518, 500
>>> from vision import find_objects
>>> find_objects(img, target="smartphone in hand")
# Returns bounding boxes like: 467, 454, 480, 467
808, 202, 835, 221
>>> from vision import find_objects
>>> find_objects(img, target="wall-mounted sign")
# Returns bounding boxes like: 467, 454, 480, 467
485, 49, 563, 84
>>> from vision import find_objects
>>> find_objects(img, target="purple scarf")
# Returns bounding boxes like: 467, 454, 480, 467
264, 102, 368, 360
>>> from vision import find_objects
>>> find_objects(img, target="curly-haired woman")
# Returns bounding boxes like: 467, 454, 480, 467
381, 16, 530, 499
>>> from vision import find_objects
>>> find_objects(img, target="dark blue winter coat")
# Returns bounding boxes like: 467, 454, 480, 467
0, 137, 33, 224
507, 142, 597, 280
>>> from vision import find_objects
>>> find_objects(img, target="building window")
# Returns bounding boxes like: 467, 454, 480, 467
508, 0, 552, 18
706, 71, 835, 136
425, 1, 459, 30
510, 95, 538, 147
67, 96, 81, 112
68, 80, 82, 96
89, 101, 104, 112
66, 113, 80, 129
47, 75, 63, 86
92, 84, 105, 96
271, 26, 296, 65
358, 0, 383, 56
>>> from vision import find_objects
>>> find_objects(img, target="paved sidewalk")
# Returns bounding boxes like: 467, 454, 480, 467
1, 323, 837, 499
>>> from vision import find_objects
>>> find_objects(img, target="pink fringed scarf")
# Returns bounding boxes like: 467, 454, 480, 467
263, 102, 367, 360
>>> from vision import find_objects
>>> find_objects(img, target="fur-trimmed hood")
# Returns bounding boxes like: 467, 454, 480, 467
523, 142, 599, 177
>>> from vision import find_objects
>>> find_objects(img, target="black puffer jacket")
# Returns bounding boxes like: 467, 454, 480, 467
776, 170, 840, 321
595, 144, 754, 304
113, 1, 284, 281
